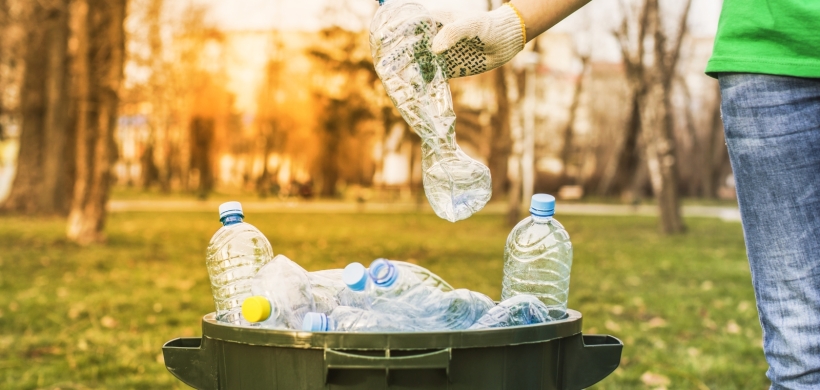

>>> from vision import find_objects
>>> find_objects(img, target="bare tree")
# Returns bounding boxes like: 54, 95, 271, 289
1, 0, 72, 215
66, 0, 127, 244
560, 52, 590, 185
615, 0, 691, 234
0, 0, 6, 137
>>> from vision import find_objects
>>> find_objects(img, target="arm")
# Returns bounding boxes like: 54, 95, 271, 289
431, 0, 593, 78
511, 0, 592, 42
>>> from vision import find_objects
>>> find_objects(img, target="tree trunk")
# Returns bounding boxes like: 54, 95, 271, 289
2, 0, 71, 215
486, 0, 511, 203
0, 0, 5, 139
190, 117, 214, 199
42, 0, 72, 214
640, 82, 684, 233
67, 0, 126, 245
702, 83, 726, 199
560, 55, 589, 185
505, 63, 524, 228
318, 100, 342, 198
598, 91, 642, 198
613, 0, 689, 234
489, 66, 511, 201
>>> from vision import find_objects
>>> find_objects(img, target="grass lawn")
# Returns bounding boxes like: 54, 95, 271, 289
0, 211, 767, 389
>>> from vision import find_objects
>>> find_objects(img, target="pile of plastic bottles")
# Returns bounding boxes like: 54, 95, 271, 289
206, 196, 573, 333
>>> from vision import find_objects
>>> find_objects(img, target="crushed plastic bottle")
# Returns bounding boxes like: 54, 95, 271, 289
370, 0, 492, 222
338, 260, 455, 309
352, 259, 494, 330
206, 201, 273, 324
303, 306, 424, 332
308, 269, 346, 314
241, 255, 315, 329
501, 194, 573, 320
469, 294, 555, 329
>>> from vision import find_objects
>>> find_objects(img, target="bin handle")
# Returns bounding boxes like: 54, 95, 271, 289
162, 337, 218, 390
560, 334, 623, 390
324, 348, 451, 384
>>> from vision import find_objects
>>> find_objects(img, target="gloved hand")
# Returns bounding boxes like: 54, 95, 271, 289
431, 3, 526, 79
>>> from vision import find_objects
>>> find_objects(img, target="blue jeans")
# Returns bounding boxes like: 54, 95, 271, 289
719, 73, 820, 389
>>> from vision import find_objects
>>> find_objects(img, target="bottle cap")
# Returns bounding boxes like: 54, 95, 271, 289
219, 201, 244, 220
529, 194, 555, 217
369, 259, 398, 288
242, 296, 271, 323
343, 262, 368, 292
302, 312, 329, 332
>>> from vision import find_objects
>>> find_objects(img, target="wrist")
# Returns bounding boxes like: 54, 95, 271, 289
504, 3, 528, 46
491, 3, 526, 56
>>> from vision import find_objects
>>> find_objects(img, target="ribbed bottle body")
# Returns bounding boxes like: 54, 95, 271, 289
206, 222, 273, 323
501, 216, 573, 320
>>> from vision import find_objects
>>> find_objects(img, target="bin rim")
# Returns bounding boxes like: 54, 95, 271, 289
200, 309, 583, 350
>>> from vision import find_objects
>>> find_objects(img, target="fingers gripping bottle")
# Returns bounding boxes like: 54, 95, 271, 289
370, 0, 492, 222
206, 202, 273, 324
501, 194, 573, 320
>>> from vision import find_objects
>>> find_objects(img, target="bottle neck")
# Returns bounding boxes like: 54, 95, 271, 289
531, 214, 553, 224
370, 260, 398, 288
221, 214, 244, 226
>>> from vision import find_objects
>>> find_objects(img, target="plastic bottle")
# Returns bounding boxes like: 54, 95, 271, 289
351, 259, 494, 330
370, 0, 491, 222
308, 269, 346, 314
206, 201, 274, 324
241, 255, 315, 329
302, 306, 424, 333
338, 262, 372, 309
339, 260, 455, 309
469, 295, 555, 330
501, 194, 573, 320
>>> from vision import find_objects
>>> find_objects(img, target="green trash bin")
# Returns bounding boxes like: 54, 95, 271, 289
163, 309, 622, 389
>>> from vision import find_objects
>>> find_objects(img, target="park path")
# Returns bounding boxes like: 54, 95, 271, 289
108, 199, 742, 222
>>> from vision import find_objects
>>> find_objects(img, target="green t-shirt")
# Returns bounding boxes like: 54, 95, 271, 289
705, 0, 820, 78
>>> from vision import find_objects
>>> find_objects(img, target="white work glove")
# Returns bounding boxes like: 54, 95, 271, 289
431, 3, 526, 79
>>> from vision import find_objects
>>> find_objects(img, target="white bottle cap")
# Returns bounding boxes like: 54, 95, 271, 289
219, 201, 244, 220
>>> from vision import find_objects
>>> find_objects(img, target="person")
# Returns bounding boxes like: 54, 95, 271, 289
430, 1, 820, 389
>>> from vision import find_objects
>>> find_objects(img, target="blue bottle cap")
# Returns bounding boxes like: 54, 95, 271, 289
302, 312, 328, 332
343, 263, 368, 292
529, 194, 555, 217
369, 259, 398, 288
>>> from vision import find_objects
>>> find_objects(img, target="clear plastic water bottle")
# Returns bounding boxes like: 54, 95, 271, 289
206, 201, 273, 324
338, 262, 372, 309
370, 0, 492, 222
308, 269, 346, 314
241, 255, 315, 329
501, 194, 573, 320
302, 307, 424, 332
469, 295, 555, 330
340, 260, 454, 308
353, 259, 494, 330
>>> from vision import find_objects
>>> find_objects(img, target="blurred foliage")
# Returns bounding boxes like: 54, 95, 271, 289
0, 212, 766, 389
